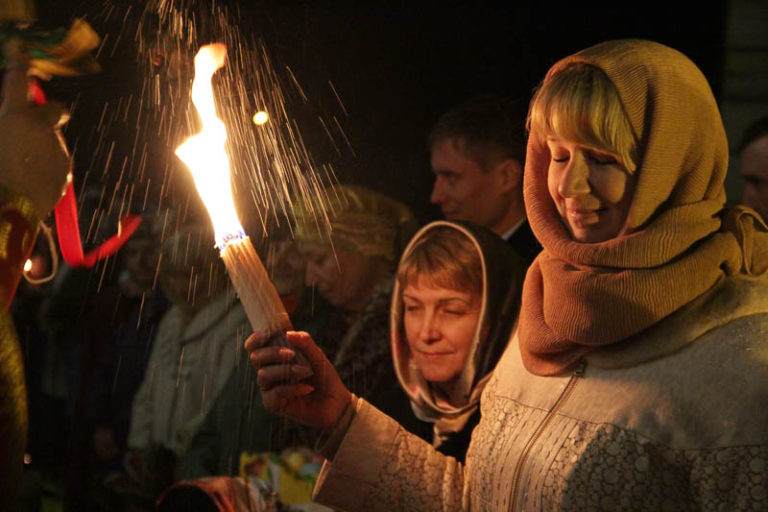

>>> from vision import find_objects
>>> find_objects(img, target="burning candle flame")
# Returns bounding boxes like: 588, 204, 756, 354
175, 43, 244, 249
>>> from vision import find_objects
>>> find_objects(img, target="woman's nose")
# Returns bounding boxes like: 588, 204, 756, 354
559, 153, 591, 198
418, 312, 440, 343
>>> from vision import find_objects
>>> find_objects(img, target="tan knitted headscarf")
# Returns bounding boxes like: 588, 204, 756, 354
519, 39, 768, 376
293, 184, 417, 261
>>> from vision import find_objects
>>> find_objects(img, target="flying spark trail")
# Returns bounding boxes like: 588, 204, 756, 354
328, 80, 348, 117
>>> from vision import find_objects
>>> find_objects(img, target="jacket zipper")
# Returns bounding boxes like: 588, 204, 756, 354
509, 362, 586, 510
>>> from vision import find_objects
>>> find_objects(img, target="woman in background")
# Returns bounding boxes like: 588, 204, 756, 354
291, 184, 418, 412
383, 221, 524, 463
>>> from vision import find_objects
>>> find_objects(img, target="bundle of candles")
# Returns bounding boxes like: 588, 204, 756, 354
175, 43, 306, 368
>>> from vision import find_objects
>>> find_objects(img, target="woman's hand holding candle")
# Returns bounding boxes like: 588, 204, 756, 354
245, 330, 352, 430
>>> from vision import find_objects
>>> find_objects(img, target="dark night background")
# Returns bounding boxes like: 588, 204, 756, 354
33, 0, 728, 226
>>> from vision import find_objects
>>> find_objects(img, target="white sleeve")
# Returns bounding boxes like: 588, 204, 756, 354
313, 398, 466, 511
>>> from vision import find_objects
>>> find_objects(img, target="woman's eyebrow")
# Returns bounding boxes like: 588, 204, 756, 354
437, 297, 472, 306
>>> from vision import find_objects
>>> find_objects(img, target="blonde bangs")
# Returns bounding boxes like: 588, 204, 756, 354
399, 261, 469, 295
396, 227, 482, 296
528, 63, 638, 172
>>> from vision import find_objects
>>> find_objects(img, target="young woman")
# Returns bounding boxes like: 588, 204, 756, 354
382, 221, 524, 463
247, 39, 768, 510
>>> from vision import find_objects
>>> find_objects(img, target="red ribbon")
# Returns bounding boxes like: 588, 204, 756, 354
55, 181, 143, 267
30, 80, 143, 267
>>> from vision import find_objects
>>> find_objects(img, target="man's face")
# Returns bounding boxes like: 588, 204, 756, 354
740, 134, 768, 222
122, 239, 158, 290
430, 138, 512, 234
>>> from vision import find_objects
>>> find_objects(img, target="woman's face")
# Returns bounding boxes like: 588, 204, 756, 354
299, 241, 377, 310
266, 239, 306, 297
402, 275, 481, 391
546, 136, 636, 243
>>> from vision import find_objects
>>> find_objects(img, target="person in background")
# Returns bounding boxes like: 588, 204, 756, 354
66, 215, 169, 511
428, 94, 541, 265
738, 114, 768, 221
180, 221, 333, 479
184, 188, 414, 506
263, 224, 308, 317
247, 39, 768, 510
291, 184, 418, 413
0, 39, 72, 506
36, 200, 127, 492
123, 223, 250, 506
382, 221, 524, 463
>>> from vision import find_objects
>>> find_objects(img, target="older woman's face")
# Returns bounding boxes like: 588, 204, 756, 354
299, 241, 378, 310
266, 239, 306, 297
546, 136, 636, 243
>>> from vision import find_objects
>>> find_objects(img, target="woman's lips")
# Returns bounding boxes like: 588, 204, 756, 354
567, 208, 605, 226
416, 350, 453, 361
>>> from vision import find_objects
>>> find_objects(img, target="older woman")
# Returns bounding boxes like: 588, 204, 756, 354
290, 184, 418, 411
247, 39, 768, 510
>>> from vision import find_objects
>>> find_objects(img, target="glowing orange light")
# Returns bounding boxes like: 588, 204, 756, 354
174, 43, 244, 249
252, 110, 269, 125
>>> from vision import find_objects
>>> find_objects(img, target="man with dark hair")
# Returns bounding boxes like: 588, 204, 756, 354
738, 115, 768, 221
428, 94, 540, 265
